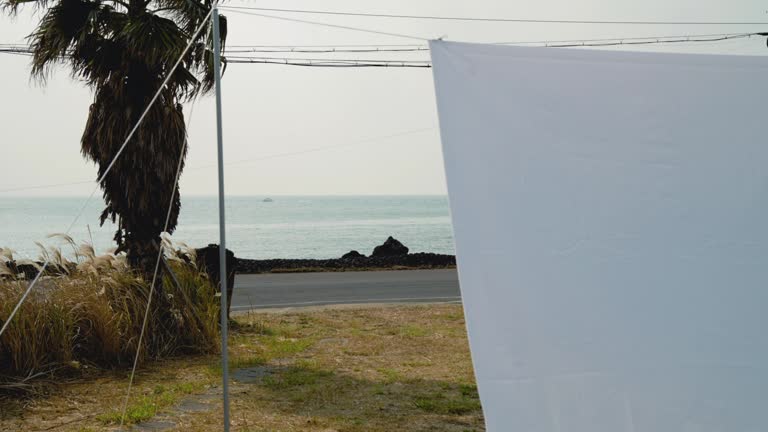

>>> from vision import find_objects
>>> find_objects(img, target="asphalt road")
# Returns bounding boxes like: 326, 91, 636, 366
231, 269, 461, 311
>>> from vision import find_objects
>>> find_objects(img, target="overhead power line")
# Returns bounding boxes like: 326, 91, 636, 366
535, 32, 764, 47
224, 34, 764, 67
497, 32, 767, 45
220, 5, 768, 26
220, 32, 763, 49
223, 9, 431, 41
228, 59, 431, 67
226, 55, 430, 67
4, 33, 764, 68
4, 32, 766, 60
225, 47, 430, 53
227, 43, 425, 48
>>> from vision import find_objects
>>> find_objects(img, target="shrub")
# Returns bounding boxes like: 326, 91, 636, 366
0, 239, 220, 392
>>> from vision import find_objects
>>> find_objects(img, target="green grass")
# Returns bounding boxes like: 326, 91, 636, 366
260, 336, 314, 358
233, 323, 315, 360
263, 366, 333, 390
98, 395, 159, 424
207, 354, 267, 377
377, 368, 403, 384
400, 324, 429, 337
96, 382, 202, 425
413, 387, 482, 415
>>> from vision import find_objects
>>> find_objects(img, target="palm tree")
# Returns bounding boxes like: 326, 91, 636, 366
3, 0, 226, 272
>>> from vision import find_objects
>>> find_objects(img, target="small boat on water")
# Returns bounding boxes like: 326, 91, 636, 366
262, 198, 274, 202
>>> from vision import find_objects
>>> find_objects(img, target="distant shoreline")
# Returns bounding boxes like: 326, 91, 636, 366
236, 253, 456, 274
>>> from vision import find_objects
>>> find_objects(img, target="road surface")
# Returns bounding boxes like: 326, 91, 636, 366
231, 269, 460, 311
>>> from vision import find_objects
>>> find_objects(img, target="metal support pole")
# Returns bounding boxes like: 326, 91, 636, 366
212, 7, 230, 432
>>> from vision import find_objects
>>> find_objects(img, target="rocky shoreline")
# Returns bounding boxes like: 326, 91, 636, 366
236, 252, 456, 274
2, 237, 456, 278
236, 236, 455, 274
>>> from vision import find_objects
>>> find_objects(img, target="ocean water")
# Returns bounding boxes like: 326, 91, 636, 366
0, 196, 455, 260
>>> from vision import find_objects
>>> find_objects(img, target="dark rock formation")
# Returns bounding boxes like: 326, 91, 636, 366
0, 260, 72, 280
236, 252, 455, 274
341, 250, 365, 259
371, 236, 409, 257
195, 244, 238, 319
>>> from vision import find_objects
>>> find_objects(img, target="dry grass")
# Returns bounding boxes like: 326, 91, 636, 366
0, 304, 484, 432
0, 237, 221, 392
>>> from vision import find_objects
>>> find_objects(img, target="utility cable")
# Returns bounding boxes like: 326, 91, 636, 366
223, 9, 431, 41
227, 58, 431, 67
3, 32, 765, 59
220, 6, 768, 26
217, 33, 766, 68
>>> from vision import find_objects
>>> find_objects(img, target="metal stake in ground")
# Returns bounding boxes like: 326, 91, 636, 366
212, 6, 231, 432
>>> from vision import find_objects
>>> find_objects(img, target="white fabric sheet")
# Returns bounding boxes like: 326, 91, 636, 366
430, 41, 768, 432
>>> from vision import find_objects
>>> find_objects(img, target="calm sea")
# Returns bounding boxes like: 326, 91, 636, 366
0, 196, 455, 260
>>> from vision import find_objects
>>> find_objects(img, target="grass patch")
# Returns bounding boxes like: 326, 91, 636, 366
3, 304, 483, 432
96, 382, 203, 425
400, 324, 429, 337
377, 368, 403, 384
259, 335, 314, 359
207, 354, 267, 377
413, 390, 482, 415
262, 366, 333, 390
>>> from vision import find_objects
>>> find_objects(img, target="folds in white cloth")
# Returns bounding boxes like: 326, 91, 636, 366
430, 40, 768, 432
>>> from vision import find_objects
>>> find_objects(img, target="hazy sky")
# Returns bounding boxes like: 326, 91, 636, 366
1, 0, 766, 196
